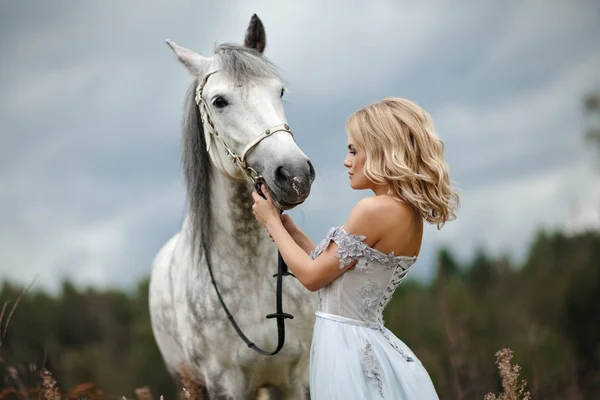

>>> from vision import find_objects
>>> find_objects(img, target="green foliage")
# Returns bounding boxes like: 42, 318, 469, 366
0, 229, 599, 399
0, 279, 177, 399
382, 229, 600, 399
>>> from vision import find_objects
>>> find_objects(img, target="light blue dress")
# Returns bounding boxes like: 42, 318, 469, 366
309, 226, 439, 399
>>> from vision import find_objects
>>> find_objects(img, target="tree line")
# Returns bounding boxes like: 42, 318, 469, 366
0, 226, 598, 399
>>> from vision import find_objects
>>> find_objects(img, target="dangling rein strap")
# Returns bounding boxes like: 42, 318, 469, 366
203, 180, 295, 356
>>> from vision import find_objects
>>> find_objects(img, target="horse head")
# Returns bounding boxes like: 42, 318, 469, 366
166, 15, 315, 210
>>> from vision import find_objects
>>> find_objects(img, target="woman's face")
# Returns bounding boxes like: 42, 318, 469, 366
344, 135, 370, 190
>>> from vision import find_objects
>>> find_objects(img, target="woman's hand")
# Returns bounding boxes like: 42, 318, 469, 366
252, 184, 281, 230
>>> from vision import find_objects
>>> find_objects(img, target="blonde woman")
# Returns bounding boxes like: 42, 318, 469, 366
252, 97, 458, 399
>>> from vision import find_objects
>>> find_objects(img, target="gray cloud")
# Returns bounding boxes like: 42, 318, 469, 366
1, 0, 599, 291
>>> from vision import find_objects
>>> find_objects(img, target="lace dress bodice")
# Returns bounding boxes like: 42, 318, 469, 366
310, 226, 417, 327
310, 226, 438, 400
309, 227, 439, 397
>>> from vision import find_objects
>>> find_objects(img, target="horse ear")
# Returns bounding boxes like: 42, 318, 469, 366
243, 14, 266, 53
166, 39, 209, 77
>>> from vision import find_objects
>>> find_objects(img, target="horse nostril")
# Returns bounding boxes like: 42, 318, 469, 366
275, 165, 292, 184
275, 162, 314, 189
307, 160, 315, 180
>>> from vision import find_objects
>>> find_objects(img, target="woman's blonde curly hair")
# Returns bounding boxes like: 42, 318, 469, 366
346, 97, 459, 229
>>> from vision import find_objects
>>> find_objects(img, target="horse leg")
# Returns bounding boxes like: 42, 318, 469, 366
176, 383, 210, 400
280, 354, 310, 399
179, 380, 209, 400
255, 387, 270, 400
201, 368, 250, 400
278, 384, 310, 400
254, 385, 283, 400
175, 364, 210, 399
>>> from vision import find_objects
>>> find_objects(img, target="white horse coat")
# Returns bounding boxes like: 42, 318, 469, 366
149, 15, 316, 400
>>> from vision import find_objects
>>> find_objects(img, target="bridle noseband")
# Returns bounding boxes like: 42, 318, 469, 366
195, 70, 294, 184
196, 70, 296, 356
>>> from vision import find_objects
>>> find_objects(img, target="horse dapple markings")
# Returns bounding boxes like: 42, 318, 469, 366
149, 14, 316, 400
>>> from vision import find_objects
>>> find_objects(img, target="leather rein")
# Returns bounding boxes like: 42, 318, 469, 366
195, 70, 296, 356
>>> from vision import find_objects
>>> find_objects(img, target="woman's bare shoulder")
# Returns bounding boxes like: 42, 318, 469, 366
343, 196, 415, 245
342, 197, 386, 246
370, 196, 419, 243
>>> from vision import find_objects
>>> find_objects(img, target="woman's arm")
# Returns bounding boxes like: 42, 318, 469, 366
279, 215, 316, 255
253, 187, 382, 292
289, 229, 316, 255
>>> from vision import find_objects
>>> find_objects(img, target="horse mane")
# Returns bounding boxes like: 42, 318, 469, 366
182, 78, 211, 259
181, 43, 281, 260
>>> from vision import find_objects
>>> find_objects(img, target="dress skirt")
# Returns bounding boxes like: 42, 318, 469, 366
309, 312, 439, 399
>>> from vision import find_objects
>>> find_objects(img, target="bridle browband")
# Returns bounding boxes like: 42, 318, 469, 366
196, 70, 296, 356
195, 70, 294, 184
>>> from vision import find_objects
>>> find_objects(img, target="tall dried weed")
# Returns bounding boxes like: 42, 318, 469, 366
484, 348, 532, 400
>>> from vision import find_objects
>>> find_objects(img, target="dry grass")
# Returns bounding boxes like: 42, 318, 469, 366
0, 282, 534, 400
134, 386, 153, 400
0, 349, 535, 400
0, 278, 36, 353
41, 369, 61, 400
484, 348, 532, 400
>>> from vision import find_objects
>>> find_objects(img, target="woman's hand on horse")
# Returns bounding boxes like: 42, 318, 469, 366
252, 184, 280, 229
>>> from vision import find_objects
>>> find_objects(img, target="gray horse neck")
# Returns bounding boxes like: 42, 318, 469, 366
205, 166, 277, 272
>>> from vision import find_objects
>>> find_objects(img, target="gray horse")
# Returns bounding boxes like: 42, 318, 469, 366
149, 15, 316, 399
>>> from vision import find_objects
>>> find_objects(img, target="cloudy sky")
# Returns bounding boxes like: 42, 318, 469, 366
1, 0, 599, 293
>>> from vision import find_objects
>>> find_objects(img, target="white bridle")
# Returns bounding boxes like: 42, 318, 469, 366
195, 70, 294, 183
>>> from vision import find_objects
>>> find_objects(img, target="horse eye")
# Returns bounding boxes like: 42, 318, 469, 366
212, 97, 228, 109
280, 87, 286, 98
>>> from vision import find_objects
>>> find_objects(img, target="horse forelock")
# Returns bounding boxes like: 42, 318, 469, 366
214, 43, 281, 84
